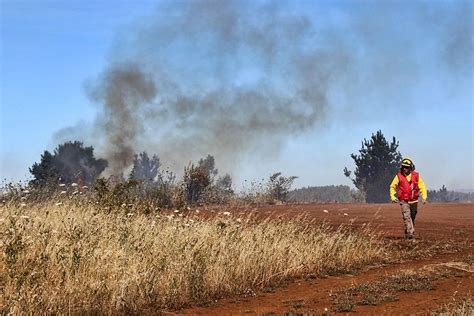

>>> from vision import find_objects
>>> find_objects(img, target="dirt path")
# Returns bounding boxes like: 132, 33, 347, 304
174, 253, 472, 315
172, 203, 473, 315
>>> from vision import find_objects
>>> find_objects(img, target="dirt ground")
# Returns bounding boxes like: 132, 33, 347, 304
172, 203, 473, 315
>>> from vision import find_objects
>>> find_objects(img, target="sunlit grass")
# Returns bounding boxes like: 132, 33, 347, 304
434, 298, 473, 316
1, 200, 387, 314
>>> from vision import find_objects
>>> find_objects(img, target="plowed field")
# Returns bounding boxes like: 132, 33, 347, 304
174, 203, 473, 315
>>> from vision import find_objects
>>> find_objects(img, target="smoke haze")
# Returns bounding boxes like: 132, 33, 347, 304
54, 0, 473, 178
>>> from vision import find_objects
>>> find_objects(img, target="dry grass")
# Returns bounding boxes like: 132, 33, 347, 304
433, 297, 474, 316
1, 200, 386, 314
331, 266, 470, 313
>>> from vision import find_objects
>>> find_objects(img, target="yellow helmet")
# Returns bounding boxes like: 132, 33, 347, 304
401, 157, 414, 169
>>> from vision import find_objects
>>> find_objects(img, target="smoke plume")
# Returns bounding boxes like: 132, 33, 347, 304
87, 64, 156, 175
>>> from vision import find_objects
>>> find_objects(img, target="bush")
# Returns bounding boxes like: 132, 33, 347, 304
267, 172, 297, 203
183, 164, 211, 204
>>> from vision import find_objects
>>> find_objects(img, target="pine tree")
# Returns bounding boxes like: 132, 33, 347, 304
129, 152, 160, 183
30, 141, 108, 185
344, 130, 402, 203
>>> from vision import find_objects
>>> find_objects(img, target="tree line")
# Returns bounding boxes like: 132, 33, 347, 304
289, 185, 357, 203
428, 185, 473, 203
28, 141, 298, 206
27, 131, 472, 205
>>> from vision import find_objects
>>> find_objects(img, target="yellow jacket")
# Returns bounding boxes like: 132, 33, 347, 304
390, 173, 427, 204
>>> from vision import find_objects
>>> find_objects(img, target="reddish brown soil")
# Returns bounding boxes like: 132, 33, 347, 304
173, 203, 473, 315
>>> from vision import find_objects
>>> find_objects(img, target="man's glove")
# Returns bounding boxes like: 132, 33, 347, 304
392, 198, 399, 203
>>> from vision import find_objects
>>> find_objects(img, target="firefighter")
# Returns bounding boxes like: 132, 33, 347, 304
390, 157, 427, 239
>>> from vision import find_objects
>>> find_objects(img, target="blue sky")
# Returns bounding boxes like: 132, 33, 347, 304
1, 0, 473, 191
1, 0, 156, 179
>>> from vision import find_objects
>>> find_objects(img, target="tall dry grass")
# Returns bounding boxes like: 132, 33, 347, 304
434, 298, 473, 316
1, 200, 386, 314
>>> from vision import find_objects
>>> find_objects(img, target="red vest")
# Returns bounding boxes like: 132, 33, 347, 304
397, 171, 420, 202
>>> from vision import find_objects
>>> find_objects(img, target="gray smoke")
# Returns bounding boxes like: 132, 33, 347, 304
87, 64, 156, 175
106, 0, 348, 173
55, 0, 472, 176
